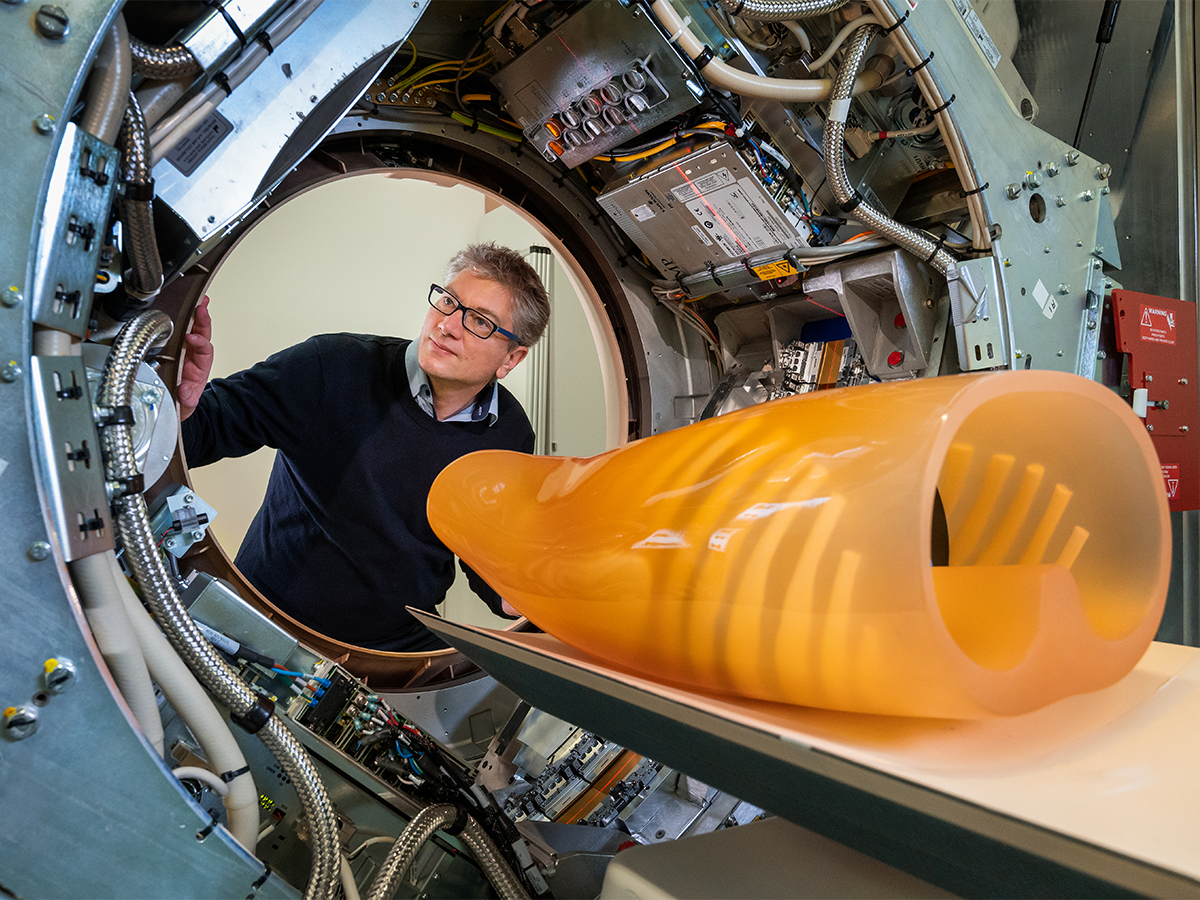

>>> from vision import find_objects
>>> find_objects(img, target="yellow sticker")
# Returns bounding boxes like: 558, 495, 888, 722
751, 260, 798, 280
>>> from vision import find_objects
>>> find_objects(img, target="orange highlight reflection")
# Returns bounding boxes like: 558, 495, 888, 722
429, 371, 1170, 718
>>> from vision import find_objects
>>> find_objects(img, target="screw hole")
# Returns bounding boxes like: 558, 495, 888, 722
32, 691, 50, 707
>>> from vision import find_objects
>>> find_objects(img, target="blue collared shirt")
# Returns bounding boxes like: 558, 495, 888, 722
405, 340, 499, 425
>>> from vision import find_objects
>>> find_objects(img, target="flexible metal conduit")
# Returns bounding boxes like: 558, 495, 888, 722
130, 36, 202, 79
81, 13, 131, 144
366, 805, 530, 900
116, 92, 164, 302
96, 310, 340, 900
821, 24, 957, 276
713, 0, 850, 21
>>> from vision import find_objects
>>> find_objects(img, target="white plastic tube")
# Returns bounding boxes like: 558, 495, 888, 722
650, 0, 883, 101
805, 14, 881, 71
341, 855, 362, 900
68, 555, 165, 756
108, 551, 260, 851
173, 765, 230, 797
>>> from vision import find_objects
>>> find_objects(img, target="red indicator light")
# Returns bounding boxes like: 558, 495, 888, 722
887, 350, 904, 368
894, 312, 906, 329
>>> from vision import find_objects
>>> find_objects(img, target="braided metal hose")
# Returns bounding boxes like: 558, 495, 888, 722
96, 311, 341, 900
821, 24, 957, 276
130, 36, 202, 79
115, 93, 164, 300
460, 816, 530, 900
366, 805, 459, 900
713, 0, 850, 21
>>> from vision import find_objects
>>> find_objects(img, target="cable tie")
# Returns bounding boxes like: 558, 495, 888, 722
245, 865, 272, 900
220, 765, 251, 783
207, 0, 248, 47
959, 181, 989, 198
929, 93, 955, 116
740, 257, 756, 279
706, 262, 723, 287
122, 180, 155, 202
907, 51, 934, 76
731, 0, 746, 13
196, 811, 220, 841
879, 10, 910, 37
230, 695, 275, 734
255, 32, 274, 54
924, 234, 948, 264
212, 72, 233, 98
444, 806, 471, 836
469, 111, 479, 134
95, 404, 134, 429
838, 192, 863, 214
692, 45, 715, 69
666, 15, 693, 45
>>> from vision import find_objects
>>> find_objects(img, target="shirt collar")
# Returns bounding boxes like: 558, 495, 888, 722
405, 340, 499, 425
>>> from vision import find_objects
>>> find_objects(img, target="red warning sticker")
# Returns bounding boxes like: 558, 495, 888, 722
1163, 463, 1180, 501
1140, 304, 1177, 345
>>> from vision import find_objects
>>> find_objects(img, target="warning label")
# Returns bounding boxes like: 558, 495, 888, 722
1162, 463, 1181, 501
1140, 304, 1177, 345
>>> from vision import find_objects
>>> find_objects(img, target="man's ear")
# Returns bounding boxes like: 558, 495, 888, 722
495, 344, 528, 380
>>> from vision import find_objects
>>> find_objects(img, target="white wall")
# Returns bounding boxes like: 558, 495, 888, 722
189, 172, 608, 630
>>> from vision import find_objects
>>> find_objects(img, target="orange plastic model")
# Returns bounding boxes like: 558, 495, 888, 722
428, 371, 1170, 718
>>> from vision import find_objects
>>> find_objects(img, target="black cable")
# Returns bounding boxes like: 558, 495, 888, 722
1073, 0, 1121, 150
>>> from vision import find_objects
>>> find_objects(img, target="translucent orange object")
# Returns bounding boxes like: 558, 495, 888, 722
428, 371, 1170, 717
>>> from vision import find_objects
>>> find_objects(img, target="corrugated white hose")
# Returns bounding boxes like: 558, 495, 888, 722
713, 0, 851, 20
96, 311, 340, 900
650, 0, 882, 102
108, 551, 260, 851
822, 24, 957, 276
80, 13, 131, 144
67, 554, 164, 756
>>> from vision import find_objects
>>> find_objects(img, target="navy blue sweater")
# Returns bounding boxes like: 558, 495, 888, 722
182, 334, 534, 651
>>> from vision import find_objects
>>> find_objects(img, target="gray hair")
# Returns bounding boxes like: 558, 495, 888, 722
444, 243, 551, 346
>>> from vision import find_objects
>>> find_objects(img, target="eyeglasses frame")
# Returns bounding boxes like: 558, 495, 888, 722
428, 284, 525, 345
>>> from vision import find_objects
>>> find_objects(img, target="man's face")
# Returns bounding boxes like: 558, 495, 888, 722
418, 272, 528, 395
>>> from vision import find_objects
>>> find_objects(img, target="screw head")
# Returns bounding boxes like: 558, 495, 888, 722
1027, 172, 1042, 188
1058, 283, 1070, 295
1147, 424, 1154, 432
1182, 426, 1190, 433
1087, 319, 1097, 331
1046, 161, 1059, 176
1066, 150, 1080, 166
35, 4, 69, 39
43, 657, 76, 693
33, 113, 56, 135
1044, 246, 1052, 254
1005, 182, 1022, 200
27, 541, 51, 561
2, 361, 21, 382
1101, 185, 1111, 195
2, 706, 39, 740
1096, 163, 1112, 180
1055, 195, 1066, 207
1082, 190, 1095, 201
1097, 350, 1107, 360
2, 287, 22, 307
191, 530, 205, 541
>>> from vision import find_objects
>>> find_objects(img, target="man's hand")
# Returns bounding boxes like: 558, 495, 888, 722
178, 295, 213, 422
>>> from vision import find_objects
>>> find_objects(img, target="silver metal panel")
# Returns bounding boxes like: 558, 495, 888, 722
884, 0, 1116, 376
0, 3, 290, 895
1011, 0, 1177, 302
598, 141, 806, 280
490, 0, 699, 168
955, 255, 1008, 370
383, 671, 522, 764
182, 0, 292, 72
32, 123, 117, 338
29, 355, 113, 560
153, 0, 425, 243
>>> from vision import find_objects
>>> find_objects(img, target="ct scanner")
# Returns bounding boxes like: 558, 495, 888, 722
1, 1, 1198, 897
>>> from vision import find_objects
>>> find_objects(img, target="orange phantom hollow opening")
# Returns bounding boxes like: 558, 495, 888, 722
428, 370, 1170, 718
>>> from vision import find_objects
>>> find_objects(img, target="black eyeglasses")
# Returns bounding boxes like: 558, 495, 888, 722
428, 284, 524, 344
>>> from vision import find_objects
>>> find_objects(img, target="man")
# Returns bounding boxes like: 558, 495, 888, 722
179, 243, 550, 652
